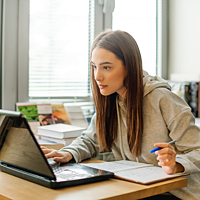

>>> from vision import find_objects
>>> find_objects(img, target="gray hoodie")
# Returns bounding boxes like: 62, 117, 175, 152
61, 72, 200, 200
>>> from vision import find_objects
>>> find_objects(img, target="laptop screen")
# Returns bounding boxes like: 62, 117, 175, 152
0, 111, 55, 180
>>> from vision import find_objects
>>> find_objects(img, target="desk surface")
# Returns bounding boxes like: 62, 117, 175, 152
0, 159, 187, 200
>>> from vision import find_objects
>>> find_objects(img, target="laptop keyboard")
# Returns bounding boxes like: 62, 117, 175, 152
52, 165, 65, 174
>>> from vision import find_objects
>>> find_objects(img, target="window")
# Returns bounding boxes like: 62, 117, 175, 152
29, 0, 94, 99
112, 0, 157, 76
1, 0, 167, 110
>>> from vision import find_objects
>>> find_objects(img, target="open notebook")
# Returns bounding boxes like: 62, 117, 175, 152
81, 160, 183, 184
0, 110, 114, 189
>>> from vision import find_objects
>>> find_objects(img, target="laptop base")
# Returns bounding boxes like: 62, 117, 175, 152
0, 161, 113, 189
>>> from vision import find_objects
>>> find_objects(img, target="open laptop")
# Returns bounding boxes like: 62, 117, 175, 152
0, 109, 114, 189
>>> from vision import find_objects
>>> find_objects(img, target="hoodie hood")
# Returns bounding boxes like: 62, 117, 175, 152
143, 71, 171, 97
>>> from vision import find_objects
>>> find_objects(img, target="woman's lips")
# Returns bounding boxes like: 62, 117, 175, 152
99, 85, 107, 89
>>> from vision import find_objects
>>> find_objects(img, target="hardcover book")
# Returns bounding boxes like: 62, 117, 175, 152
38, 136, 77, 146
37, 123, 85, 139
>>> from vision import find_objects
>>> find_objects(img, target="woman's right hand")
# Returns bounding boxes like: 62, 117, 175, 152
41, 146, 73, 163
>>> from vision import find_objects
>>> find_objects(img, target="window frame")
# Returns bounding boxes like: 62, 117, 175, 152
1, 0, 21, 110
0, 0, 2, 108
157, 0, 168, 79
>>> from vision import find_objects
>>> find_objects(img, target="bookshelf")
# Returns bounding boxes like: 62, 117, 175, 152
168, 81, 200, 118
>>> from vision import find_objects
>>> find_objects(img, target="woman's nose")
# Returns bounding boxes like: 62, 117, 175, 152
94, 69, 103, 81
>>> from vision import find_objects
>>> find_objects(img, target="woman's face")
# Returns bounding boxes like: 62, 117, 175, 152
91, 48, 127, 99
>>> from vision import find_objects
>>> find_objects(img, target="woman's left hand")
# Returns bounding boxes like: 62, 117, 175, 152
154, 143, 183, 175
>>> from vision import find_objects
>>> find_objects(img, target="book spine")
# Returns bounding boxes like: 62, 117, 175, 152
38, 129, 63, 139
184, 84, 190, 105
39, 136, 76, 146
188, 82, 198, 117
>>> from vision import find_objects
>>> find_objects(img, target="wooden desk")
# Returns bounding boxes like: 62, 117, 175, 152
0, 159, 187, 200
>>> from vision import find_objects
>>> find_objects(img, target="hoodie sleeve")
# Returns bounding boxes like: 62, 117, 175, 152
59, 114, 100, 163
168, 109, 200, 174
159, 89, 200, 175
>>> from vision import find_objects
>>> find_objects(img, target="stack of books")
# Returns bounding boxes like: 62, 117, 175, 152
37, 123, 86, 146
16, 102, 88, 134
64, 103, 88, 128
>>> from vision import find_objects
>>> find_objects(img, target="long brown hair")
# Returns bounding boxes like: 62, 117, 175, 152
90, 30, 143, 157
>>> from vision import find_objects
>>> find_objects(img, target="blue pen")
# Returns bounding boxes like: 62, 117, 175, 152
150, 140, 176, 153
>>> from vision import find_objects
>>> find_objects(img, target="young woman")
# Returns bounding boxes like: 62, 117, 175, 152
42, 30, 200, 200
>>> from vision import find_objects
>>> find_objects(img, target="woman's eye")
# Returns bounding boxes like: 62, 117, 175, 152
104, 66, 110, 70
91, 65, 96, 69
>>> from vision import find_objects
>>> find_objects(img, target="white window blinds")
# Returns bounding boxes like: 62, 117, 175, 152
29, 0, 94, 98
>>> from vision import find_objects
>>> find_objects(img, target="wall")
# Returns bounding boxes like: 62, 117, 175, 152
1, 0, 18, 110
168, 0, 200, 78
